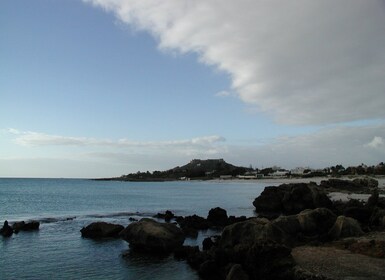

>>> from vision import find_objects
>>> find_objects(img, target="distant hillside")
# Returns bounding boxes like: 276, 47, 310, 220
100, 159, 250, 181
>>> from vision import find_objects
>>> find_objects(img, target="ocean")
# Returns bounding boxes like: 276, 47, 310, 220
0, 178, 269, 279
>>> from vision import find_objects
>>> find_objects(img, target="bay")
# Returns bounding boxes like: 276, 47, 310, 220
0, 178, 268, 279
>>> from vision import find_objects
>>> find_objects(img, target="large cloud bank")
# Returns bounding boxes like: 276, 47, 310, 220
84, 0, 385, 125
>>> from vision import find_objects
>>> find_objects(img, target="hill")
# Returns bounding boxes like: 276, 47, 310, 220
100, 159, 250, 181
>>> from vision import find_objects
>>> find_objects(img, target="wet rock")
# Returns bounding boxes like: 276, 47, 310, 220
352, 177, 378, 189
328, 216, 364, 240
202, 237, 215, 251
80, 222, 124, 239
120, 218, 184, 253
207, 207, 228, 227
154, 210, 175, 222
12, 221, 40, 233
0, 220, 13, 237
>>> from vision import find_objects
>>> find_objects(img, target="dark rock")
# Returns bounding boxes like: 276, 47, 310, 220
199, 260, 221, 280
225, 264, 249, 280
352, 177, 378, 189
253, 183, 332, 215
0, 220, 13, 237
202, 237, 215, 251
80, 222, 124, 239
154, 210, 175, 222
174, 245, 200, 260
219, 218, 289, 247
320, 178, 377, 193
129, 217, 138, 222
178, 214, 210, 230
297, 208, 337, 236
227, 215, 247, 225
207, 207, 228, 227
343, 207, 371, 225
328, 216, 363, 240
370, 208, 385, 228
120, 218, 185, 253
12, 221, 40, 233
253, 186, 284, 213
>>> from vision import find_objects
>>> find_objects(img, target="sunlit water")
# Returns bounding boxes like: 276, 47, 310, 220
0, 178, 269, 279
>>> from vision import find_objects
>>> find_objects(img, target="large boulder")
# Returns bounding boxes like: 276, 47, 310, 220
0, 221, 13, 237
328, 216, 364, 240
120, 218, 185, 253
80, 222, 124, 239
296, 208, 337, 237
352, 177, 378, 189
225, 264, 249, 280
207, 207, 228, 227
219, 218, 289, 247
253, 183, 332, 215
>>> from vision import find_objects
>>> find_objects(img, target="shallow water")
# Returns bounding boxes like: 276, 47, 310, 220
0, 178, 268, 279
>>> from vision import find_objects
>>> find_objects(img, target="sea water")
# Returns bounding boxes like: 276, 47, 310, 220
0, 178, 269, 279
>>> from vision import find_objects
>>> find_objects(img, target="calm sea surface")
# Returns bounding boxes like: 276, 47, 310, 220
0, 178, 270, 279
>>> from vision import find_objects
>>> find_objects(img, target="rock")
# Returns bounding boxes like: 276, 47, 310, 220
253, 183, 332, 215
178, 214, 210, 230
12, 221, 40, 233
207, 207, 228, 227
343, 206, 371, 224
253, 186, 284, 213
120, 218, 185, 253
272, 215, 302, 236
352, 177, 378, 189
348, 239, 385, 258
199, 260, 221, 280
174, 245, 200, 260
218, 240, 294, 280
154, 210, 175, 222
202, 237, 215, 251
297, 208, 337, 237
0, 220, 13, 237
219, 218, 289, 247
320, 178, 377, 193
227, 215, 247, 225
328, 216, 364, 240
80, 222, 124, 239
225, 264, 249, 280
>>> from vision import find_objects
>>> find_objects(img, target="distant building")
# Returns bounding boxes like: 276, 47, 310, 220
220, 175, 233, 180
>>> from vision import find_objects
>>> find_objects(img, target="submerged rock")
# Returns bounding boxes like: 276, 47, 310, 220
120, 218, 185, 253
80, 222, 124, 239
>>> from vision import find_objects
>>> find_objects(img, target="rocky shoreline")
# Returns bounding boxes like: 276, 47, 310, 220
2, 177, 385, 279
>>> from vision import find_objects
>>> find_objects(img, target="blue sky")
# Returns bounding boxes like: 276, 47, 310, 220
1, 0, 385, 178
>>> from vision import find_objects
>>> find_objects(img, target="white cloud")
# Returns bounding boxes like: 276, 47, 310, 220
215, 90, 231, 98
3, 123, 385, 177
365, 136, 385, 149
7, 129, 226, 156
83, 0, 385, 125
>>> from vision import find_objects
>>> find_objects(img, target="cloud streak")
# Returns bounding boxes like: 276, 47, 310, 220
83, 0, 385, 125
7, 128, 226, 156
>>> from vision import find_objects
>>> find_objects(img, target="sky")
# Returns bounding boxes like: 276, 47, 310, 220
1, 0, 385, 178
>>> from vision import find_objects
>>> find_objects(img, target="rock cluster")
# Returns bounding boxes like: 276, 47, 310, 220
1, 220, 40, 237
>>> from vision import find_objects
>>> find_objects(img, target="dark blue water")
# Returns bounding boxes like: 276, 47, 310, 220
0, 178, 267, 279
